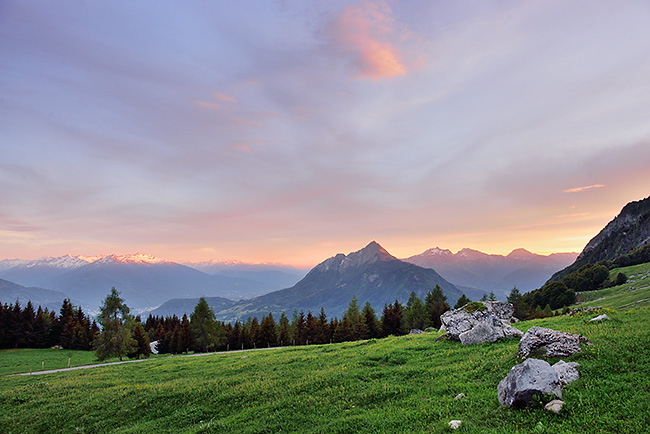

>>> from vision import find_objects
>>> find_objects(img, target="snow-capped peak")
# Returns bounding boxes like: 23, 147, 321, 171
96, 253, 169, 265
23, 255, 90, 269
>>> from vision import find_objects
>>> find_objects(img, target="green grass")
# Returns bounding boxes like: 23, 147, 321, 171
575, 262, 650, 310
2, 304, 650, 433
0, 348, 120, 376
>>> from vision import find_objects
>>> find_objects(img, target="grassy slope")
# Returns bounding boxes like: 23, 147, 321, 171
575, 262, 650, 310
2, 267, 650, 434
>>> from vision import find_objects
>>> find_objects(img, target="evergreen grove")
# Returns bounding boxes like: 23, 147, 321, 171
0, 285, 460, 356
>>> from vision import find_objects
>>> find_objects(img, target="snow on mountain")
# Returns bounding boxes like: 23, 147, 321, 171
0, 259, 28, 272
94, 253, 170, 265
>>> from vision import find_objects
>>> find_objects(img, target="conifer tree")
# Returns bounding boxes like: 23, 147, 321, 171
404, 292, 426, 331
128, 321, 151, 359
190, 297, 222, 352
94, 287, 137, 361
315, 308, 329, 344
259, 313, 277, 347
424, 285, 450, 329
178, 314, 193, 353
361, 302, 380, 339
453, 294, 471, 310
277, 312, 291, 346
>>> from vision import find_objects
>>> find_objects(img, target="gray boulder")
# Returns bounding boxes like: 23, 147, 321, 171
458, 315, 523, 345
498, 358, 563, 408
440, 301, 519, 341
590, 314, 609, 322
440, 302, 522, 344
519, 326, 589, 358
552, 360, 580, 384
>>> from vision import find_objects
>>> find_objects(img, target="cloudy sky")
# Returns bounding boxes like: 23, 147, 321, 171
2, 1, 649, 266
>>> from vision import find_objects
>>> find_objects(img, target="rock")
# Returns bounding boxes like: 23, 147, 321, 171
150, 340, 159, 354
590, 314, 609, 322
410, 328, 425, 334
448, 420, 462, 430
568, 306, 603, 316
544, 399, 565, 414
454, 393, 466, 400
50, 345, 63, 350
552, 360, 580, 384
519, 326, 589, 358
498, 358, 562, 408
458, 315, 523, 345
440, 301, 520, 341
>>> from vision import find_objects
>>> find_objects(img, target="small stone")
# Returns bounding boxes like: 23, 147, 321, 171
590, 314, 609, 322
448, 420, 462, 430
454, 393, 466, 400
544, 399, 564, 414
410, 328, 425, 334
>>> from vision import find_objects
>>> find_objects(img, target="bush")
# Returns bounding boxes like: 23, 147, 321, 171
464, 301, 487, 313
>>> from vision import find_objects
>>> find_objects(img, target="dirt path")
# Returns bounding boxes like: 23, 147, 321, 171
7, 346, 283, 377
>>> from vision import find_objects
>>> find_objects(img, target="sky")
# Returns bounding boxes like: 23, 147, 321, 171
1, 1, 650, 267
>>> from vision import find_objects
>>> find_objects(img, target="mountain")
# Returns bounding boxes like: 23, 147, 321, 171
45, 254, 270, 313
0, 278, 70, 312
185, 261, 307, 292
215, 241, 462, 322
404, 247, 578, 298
0, 255, 93, 287
148, 296, 236, 318
0, 253, 290, 314
550, 195, 650, 281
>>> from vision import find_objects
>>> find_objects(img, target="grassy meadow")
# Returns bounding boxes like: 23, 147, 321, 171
2, 272, 650, 433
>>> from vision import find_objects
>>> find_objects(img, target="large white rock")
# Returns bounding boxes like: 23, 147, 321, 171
519, 327, 588, 358
498, 358, 563, 408
458, 315, 523, 345
441, 302, 522, 344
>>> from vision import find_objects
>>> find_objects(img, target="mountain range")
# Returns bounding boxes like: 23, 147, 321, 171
0, 244, 579, 319
213, 241, 462, 322
0, 254, 304, 314
404, 248, 577, 300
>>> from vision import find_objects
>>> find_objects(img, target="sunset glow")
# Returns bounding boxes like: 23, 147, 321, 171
1, 1, 650, 267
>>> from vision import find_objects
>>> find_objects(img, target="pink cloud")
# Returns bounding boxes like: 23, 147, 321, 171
563, 184, 605, 193
326, 1, 408, 80
213, 92, 238, 103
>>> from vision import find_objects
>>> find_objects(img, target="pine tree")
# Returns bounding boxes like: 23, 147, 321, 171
404, 292, 426, 331
94, 287, 137, 361
128, 321, 151, 359
361, 302, 380, 339
190, 297, 221, 352
259, 313, 277, 347
380, 301, 404, 337
178, 314, 193, 353
315, 308, 329, 344
277, 312, 291, 346
453, 294, 471, 309
424, 285, 450, 329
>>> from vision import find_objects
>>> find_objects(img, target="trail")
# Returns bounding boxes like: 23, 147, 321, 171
7, 346, 284, 377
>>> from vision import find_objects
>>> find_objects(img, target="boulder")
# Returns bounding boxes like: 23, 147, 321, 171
498, 358, 562, 408
440, 301, 520, 341
410, 329, 425, 334
552, 360, 580, 384
519, 326, 589, 358
544, 399, 565, 414
458, 315, 523, 345
448, 420, 462, 430
590, 314, 609, 322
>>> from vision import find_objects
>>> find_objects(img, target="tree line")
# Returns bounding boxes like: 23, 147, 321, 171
0, 299, 98, 350
143, 284, 463, 356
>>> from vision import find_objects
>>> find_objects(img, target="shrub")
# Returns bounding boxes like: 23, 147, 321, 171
464, 301, 487, 313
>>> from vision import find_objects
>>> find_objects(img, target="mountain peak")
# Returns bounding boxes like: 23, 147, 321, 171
506, 248, 535, 260
314, 241, 397, 273
96, 253, 169, 265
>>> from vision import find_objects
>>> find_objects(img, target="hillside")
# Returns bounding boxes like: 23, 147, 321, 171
215, 241, 461, 322
0, 279, 70, 313
551, 195, 650, 281
148, 296, 236, 318
2, 301, 649, 432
